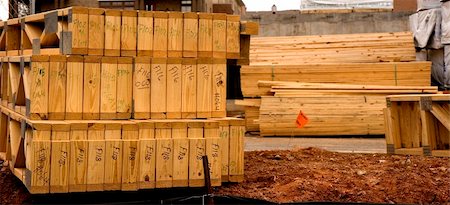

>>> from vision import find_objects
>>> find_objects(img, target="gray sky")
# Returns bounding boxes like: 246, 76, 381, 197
243, 0, 301, 11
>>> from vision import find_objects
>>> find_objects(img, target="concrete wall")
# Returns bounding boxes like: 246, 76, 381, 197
243, 10, 414, 37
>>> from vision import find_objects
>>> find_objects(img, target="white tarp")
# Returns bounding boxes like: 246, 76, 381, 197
417, 0, 441, 11
429, 48, 448, 86
443, 46, 450, 86
300, 0, 393, 9
410, 9, 440, 49
441, 1, 450, 44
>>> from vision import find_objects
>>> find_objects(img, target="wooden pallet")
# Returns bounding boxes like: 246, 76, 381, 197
0, 7, 258, 62
0, 105, 245, 194
384, 94, 450, 157
0, 55, 227, 120
241, 62, 432, 97
249, 32, 415, 65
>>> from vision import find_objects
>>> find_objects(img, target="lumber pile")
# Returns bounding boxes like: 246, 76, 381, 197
256, 81, 439, 137
249, 32, 416, 65
241, 62, 432, 97
0, 7, 259, 194
384, 94, 450, 157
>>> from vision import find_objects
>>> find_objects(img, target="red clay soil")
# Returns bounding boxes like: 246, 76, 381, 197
215, 148, 450, 204
0, 148, 449, 204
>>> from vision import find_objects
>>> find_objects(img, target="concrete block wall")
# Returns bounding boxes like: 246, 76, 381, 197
243, 10, 414, 37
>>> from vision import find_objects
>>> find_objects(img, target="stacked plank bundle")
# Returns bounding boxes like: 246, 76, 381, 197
255, 81, 439, 137
0, 6, 258, 194
238, 31, 435, 134
384, 94, 449, 157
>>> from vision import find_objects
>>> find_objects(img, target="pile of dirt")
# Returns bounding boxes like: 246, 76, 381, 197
0, 148, 449, 204
215, 147, 450, 204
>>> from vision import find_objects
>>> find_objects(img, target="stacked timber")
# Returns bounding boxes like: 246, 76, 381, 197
0, 7, 259, 194
256, 81, 439, 137
241, 62, 432, 97
384, 94, 450, 157
249, 32, 416, 65
239, 31, 434, 134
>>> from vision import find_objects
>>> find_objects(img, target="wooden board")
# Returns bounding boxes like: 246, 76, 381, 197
137, 11, 153, 56
104, 9, 121, 56
151, 58, 167, 119
212, 59, 227, 118
188, 121, 205, 187
83, 56, 101, 120
197, 58, 212, 118
168, 13, 183, 58
100, 57, 117, 120
48, 55, 66, 120
49, 123, 70, 193
155, 121, 172, 188
181, 58, 197, 119
116, 57, 133, 119
171, 122, 189, 187
198, 14, 213, 58
86, 122, 105, 191
167, 58, 182, 119
153, 12, 168, 58
183, 13, 198, 58
68, 121, 88, 192
212, 14, 227, 59
226, 15, 240, 59
29, 56, 49, 120
136, 120, 155, 189
121, 10, 137, 57
88, 8, 105, 56
65, 56, 84, 120
121, 123, 139, 191
103, 121, 122, 191
133, 57, 151, 119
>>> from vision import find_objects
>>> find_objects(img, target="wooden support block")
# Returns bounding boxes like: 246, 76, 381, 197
155, 121, 173, 188
65, 56, 84, 120
188, 121, 205, 187
205, 121, 221, 186
226, 15, 240, 59
229, 119, 245, 182
133, 57, 151, 119
29, 55, 49, 120
103, 121, 122, 191
198, 14, 213, 58
24, 122, 51, 194
136, 120, 156, 189
104, 10, 121, 56
238, 35, 250, 65
137, 11, 153, 57
172, 121, 188, 187
168, 13, 183, 58
116, 57, 133, 119
212, 59, 227, 118
153, 12, 168, 58
181, 58, 196, 119
151, 58, 167, 119
86, 122, 105, 191
121, 10, 137, 57
0, 113, 7, 158
66, 7, 89, 55
216, 119, 230, 182
197, 58, 212, 118
88, 8, 105, 56
183, 13, 198, 58
1, 59, 9, 105
121, 123, 139, 191
68, 121, 88, 192
48, 55, 67, 120
83, 56, 101, 120
6, 20, 21, 56
167, 58, 182, 119
240, 21, 259, 35
50, 123, 70, 193
212, 14, 227, 59
100, 57, 118, 120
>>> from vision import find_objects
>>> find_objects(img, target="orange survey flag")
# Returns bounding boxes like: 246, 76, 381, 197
296, 110, 309, 128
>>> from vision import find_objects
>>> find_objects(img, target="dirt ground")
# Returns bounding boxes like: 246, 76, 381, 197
216, 148, 450, 204
1, 147, 449, 204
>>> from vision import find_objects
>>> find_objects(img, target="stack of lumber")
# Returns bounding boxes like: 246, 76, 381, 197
249, 32, 416, 65
0, 105, 245, 193
256, 81, 439, 137
384, 94, 450, 157
0, 7, 259, 194
241, 62, 432, 97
